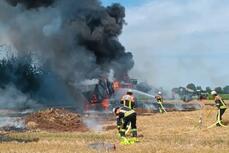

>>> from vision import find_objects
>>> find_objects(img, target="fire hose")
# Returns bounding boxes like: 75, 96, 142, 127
158, 102, 167, 113
125, 122, 131, 135
207, 109, 227, 129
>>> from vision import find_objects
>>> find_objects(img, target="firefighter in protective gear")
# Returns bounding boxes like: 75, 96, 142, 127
120, 89, 136, 109
113, 106, 137, 138
113, 108, 121, 131
155, 91, 166, 113
211, 91, 227, 126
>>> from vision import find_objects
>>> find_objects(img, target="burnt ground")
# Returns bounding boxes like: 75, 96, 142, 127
24, 101, 202, 132
0, 100, 205, 133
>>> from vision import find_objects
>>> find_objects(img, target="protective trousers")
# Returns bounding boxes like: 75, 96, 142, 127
157, 102, 166, 113
216, 108, 226, 126
120, 113, 137, 137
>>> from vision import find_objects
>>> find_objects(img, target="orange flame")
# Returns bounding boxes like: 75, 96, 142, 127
113, 80, 121, 91
101, 98, 109, 110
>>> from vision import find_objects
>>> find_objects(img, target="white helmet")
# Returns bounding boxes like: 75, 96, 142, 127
112, 108, 116, 113
112, 107, 119, 113
158, 91, 162, 95
127, 89, 133, 95
211, 90, 217, 95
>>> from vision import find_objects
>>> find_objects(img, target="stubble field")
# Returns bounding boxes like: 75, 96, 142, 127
0, 101, 229, 153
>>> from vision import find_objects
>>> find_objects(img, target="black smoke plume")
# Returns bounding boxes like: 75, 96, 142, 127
0, 0, 134, 110
6, 0, 55, 9
3, 0, 134, 81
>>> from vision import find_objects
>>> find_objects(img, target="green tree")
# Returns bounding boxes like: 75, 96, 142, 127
206, 86, 211, 93
215, 87, 223, 94
178, 87, 186, 96
186, 83, 196, 92
196, 86, 202, 91
223, 86, 229, 94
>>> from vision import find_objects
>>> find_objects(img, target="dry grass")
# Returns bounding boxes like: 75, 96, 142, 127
1, 105, 229, 153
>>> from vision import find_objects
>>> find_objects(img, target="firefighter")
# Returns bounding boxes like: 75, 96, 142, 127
155, 91, 166, 113
113, 106, 137, 139
120, 89, 136, 109
211, 91, 227, 126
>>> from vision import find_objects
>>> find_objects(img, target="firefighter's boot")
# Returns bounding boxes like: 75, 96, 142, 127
119, 129, 126, 137
120, 137, 130, 145
131, 129, 137, 137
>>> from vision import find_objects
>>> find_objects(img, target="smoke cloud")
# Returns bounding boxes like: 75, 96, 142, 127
6, 0, 55, 9
2, 0, 134, 82
0, 0, 134, 112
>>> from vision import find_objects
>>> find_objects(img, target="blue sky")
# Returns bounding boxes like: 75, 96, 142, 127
101, 0, 150, 7
101, 0, 229, 89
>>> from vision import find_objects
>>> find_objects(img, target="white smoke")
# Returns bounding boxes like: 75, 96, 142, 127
83, 117, 103, 132
0, 117, 25, 128
0, 85, 41, 110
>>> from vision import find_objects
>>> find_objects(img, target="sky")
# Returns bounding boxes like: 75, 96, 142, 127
102, 0, 151, 7
101, 0, 229, 89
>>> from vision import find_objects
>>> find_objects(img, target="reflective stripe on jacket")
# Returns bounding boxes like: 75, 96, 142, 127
215, 96, 227, 109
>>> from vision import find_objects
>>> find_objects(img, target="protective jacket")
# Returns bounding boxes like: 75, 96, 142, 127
215, 95, 227, 109
155, 95, 163, 103
116, 106, 137, 137
120, 94, 135, 109
214, 95, 227, 126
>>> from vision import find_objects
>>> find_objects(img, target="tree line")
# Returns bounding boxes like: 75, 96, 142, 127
172, 83, 229, 94
171, 83, 229, 101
